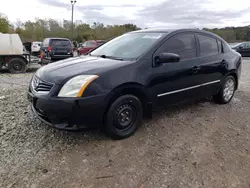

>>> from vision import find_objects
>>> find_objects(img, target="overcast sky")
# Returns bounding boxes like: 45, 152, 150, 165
1, 0, 250, 29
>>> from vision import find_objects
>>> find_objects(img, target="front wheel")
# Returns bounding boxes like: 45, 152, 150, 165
105, 95, 143, 140
213, 75, 236, 104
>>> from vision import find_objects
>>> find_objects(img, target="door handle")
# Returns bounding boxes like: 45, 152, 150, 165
191, 66, 200, 73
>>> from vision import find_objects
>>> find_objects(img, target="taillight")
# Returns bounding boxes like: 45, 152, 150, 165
48, 46, 52, 52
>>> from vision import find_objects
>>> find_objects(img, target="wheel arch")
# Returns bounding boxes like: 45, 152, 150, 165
225, 70, 238, 90
104, 82, 153, 122
4, 55, 29, 65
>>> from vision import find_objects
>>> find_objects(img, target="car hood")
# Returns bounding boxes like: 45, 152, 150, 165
36, 56, 133, 84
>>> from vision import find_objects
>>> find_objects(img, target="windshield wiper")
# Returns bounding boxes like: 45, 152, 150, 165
98, 55, 124, 61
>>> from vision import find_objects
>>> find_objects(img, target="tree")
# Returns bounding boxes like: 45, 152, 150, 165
0, 14, 10, 33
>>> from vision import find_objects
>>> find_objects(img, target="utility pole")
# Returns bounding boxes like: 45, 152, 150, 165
70, 0, 77, 40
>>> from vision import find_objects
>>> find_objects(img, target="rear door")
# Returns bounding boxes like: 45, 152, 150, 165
50, 39, 72, 56
194, 33, 225, 96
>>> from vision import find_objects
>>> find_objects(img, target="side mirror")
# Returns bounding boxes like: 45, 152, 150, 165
238, 46, 243, 49
156, 53, 180, 65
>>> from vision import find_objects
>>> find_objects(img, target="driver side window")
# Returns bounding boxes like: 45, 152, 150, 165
238, 43, 250, 49
156, 33, 197, 60
244, 43, 250, 49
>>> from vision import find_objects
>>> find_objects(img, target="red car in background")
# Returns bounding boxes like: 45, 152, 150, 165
77, 40, 106, 55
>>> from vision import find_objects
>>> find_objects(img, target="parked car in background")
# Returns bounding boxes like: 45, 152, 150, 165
31, 41, 42, 56
40, 38, 73, 64
77, 40, 106, 55
231, 42, 250, 57
28, 29, 241, 139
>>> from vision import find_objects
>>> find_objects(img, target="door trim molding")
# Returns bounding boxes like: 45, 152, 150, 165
157, 80, 221, 97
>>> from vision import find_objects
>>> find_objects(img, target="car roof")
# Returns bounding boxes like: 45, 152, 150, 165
131, 28, 177, 33
130, 28, 225, 41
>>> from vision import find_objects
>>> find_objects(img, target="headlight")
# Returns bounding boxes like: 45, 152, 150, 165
58, 75, 98, 97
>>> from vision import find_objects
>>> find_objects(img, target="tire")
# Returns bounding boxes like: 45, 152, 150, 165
105, 95, 143, 140
8, 58, 27, 74
213, 75, 236, 104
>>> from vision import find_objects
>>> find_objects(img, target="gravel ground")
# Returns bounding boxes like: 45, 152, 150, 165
0, 60, 250, 188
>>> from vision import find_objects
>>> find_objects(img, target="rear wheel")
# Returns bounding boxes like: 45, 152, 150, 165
105, 95, 143, 140
213, 75, 236, 104
8, 58, 27, 74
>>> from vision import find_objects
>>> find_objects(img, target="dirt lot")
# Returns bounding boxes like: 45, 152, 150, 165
0, 60, 250, 188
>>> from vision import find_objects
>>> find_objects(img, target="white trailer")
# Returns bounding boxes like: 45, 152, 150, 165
0, 33, 31, 73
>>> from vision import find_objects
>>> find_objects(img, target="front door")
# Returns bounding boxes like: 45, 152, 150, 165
150, 32, 201, 108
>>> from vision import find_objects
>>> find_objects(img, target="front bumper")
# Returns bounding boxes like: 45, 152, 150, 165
28, 91, 108, 130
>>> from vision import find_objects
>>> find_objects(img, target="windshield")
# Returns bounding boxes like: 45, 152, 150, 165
230, 43, 242, 48
90, 32, 164, 60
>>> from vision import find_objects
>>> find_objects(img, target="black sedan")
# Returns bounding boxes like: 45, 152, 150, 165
231, 42, 250, 57
28, 28, 242, 139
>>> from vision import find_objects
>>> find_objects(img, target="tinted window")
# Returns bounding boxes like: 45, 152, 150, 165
198, 34, 218, 56
223, 42, 231, 53
218, 40, 222, 53
50, 39, 70, 47
242, 42, 250, 49
159, 33, 196, 60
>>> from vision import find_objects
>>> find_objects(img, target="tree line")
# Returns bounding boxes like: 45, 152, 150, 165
0, 13, 140, 42
1, 13, 250, 43
204, 27, 250, 42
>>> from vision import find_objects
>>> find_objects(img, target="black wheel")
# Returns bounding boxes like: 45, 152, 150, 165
213, 75, 236, 104
8, 58, 27, 74
105, 95, 143, 140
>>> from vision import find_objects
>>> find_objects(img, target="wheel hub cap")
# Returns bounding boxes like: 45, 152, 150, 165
13, 63, 21, 71
223, 79, 235, 101
115, 104, 135, 130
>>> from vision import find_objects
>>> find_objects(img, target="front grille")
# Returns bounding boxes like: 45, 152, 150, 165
32, 76, 54, 93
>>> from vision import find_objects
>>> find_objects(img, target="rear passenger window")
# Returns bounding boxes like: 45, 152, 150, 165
218, 40, 222, 53
159, 33, 196, 60
197, 34, 218, 56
